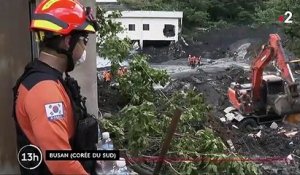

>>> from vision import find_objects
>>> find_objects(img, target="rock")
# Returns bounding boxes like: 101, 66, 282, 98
270, 122, 278, 129
220, 117, 226, 122
284, 131, 298, 138
256, 130, 262, 138
286, 154, 294, 165
227, 139, 236, 151
225, 113, 234, 121
103, 112, 113, 118
224, 106, 235, 113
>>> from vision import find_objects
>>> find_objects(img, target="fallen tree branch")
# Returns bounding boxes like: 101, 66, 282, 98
122, 151, 154, 175
164, 160, 182, 175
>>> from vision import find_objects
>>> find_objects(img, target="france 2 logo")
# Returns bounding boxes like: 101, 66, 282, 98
278, 11, 293, 24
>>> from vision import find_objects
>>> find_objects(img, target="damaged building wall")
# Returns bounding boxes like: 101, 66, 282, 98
117, 18, 179, 40
113, 11, 183, 48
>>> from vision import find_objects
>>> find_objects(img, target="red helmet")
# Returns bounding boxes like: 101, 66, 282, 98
31, 0, 97, 35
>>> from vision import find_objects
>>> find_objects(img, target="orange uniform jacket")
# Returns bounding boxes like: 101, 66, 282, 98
15, 60, 87, 175
103, 71, 112, 81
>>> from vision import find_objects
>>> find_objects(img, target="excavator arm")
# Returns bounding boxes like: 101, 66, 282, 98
251, 34, 297, 102
251, 44, 274, 102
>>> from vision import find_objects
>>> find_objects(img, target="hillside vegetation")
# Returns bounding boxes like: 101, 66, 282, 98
120, 0, 300, 56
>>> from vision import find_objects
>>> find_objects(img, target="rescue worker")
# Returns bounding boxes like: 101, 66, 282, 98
117, 67, 128, 77
195, 56, 201, 66
233, 51, 238, 61
117, 67, 123, 77
13, 0, 99, 174
103, 70, 108, 80
190, 56, 197, 68
123, 67, 128, 74
188, 54, 192, 64
103, 70, 112, 82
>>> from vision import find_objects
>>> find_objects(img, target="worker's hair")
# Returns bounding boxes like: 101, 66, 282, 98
39, 35, 65, 52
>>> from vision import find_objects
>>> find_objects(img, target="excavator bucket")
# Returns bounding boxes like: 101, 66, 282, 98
289, 59, 300, 74
273, 94, 300, 116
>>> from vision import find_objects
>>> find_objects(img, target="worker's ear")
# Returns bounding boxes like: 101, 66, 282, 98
63, 35, 71, 50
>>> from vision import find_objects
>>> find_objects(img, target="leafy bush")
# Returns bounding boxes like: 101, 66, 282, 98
117, 54, 169, 105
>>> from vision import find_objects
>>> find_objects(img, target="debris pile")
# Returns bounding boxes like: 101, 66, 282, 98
159, 63, 300, 174
143, 40, 186, 63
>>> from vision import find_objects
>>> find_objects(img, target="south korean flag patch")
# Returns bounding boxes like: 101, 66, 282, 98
45, 102, 64, 121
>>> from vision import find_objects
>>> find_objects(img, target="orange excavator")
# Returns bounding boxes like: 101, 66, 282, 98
225, 34, 300, 129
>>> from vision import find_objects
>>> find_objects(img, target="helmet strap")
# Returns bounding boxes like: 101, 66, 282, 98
42, 32, 85, 72
63, 33, 81, 72
49, 33, 82, 72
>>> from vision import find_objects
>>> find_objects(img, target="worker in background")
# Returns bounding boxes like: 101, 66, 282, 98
123, 67, 128, 74
103, 70, 108, 80
103, 70, 112, 82
188, 54, 192, 66
192, 56, 196, 63
233, 51, 238, 61
189, 55, 197, 68
12, 0, 99, 174
117, 67, 128, 77
195, 56, 201, 66
188, 54, 192, 62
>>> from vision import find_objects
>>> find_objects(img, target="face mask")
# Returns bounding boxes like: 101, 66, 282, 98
76, 50, 87, 65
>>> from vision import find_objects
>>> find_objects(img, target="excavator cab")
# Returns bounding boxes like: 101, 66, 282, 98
260, 75, 285, 113
258, 75, 300, 116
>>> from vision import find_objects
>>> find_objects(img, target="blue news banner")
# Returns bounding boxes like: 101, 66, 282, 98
45, 150, 120, 160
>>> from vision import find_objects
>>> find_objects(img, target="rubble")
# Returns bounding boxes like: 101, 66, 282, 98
151, 59, 300, 174
227, 139, 236, 151
270, 122, 278, 129
284, 131, 298, 138
256, 130, 262, 138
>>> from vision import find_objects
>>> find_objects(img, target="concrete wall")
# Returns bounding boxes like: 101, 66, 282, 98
116, 18, 179, 42
71, 0, 98, 117
0, 0, 32, 173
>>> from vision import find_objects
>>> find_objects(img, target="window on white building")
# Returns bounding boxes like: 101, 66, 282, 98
143, 24, 149, 31
163, 24, 175, 37
128, 24, 135, 31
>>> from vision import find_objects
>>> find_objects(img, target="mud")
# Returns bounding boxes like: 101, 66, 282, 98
98, 25, 300, 174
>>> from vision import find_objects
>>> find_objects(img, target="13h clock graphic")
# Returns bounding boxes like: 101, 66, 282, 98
17, 145, 43, 170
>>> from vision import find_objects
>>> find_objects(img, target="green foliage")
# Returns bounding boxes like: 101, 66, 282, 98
120, 0, 264, 28
96, 6, 131, 74
255, 0, 300, 56
119, 102, 162, 154
101, 90, 261, 174
117, 54, 169, 105
96, 7, 123, 44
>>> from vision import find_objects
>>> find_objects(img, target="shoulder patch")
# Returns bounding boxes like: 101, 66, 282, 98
45, 102, 64, 121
